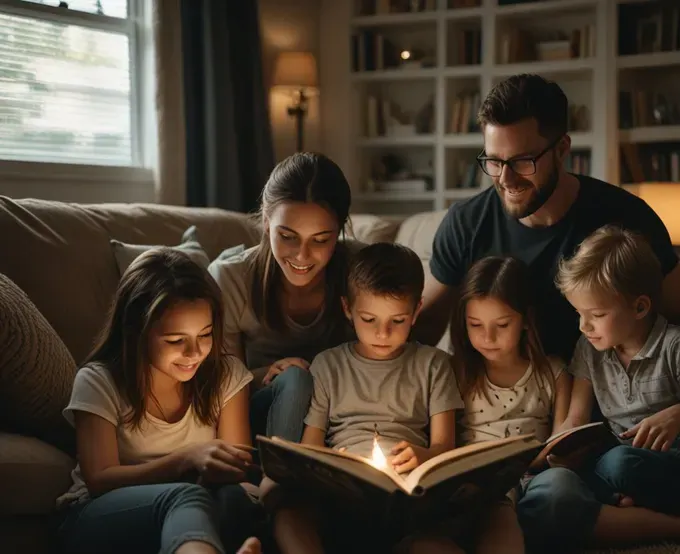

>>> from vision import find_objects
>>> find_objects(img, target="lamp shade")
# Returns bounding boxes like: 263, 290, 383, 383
625, 182, 680, 245
273, 51, 318, 88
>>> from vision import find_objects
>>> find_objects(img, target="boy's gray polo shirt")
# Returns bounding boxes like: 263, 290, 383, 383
569, 315, 680, 435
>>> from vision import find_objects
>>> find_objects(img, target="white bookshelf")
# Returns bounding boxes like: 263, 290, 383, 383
323, 0, 680, 215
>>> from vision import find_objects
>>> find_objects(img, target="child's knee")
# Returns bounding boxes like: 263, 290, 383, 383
595, 445, 642, 482
273, 365, 313, 397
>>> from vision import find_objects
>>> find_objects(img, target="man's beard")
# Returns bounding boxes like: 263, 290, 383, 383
496, 162, 559, 220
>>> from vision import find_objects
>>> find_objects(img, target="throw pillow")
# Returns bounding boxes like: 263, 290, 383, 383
110, 233, 211, 276
0, 273, 77, 454
182, 225, 246, 262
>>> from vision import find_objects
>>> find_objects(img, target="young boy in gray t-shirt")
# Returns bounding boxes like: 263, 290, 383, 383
268, 242, 465, 554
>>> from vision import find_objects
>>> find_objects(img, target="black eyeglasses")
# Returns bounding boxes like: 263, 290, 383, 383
476, 136, 563, 177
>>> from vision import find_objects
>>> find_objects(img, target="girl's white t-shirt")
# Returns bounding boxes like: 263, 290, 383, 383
458, 358, 565, 445
56, 358, 252, 507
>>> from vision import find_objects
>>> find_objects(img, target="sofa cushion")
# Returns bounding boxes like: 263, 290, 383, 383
0, 433, 74, 517
0, 197, 261, 364
394, 210, 447, 262
348, 214, 402, 244
183, 225, 247, 262
0, 274, 76, 453
110, 236, 210, 276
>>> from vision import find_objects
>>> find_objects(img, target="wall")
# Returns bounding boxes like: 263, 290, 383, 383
259, 0, 321, 162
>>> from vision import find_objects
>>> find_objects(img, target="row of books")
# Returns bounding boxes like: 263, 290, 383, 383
621, 143, 680, 184
498, 25, 596, 65
619, 90, 680, 129
355, 0, 436, 16
351, 31, 403, 73
565, 152, 591, 176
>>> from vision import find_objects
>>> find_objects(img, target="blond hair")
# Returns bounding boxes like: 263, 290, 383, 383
555, 225, 662, 304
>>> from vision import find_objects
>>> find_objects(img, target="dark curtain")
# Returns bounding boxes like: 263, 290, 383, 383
180, 0, 274, 212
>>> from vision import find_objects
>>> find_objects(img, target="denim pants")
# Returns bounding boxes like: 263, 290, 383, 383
249, 365, 313, 443
517, 444, 680, 553
56, 482, 261, 554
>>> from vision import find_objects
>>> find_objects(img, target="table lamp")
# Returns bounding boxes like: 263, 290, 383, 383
625, 182, 680, 245
273, 51, 318, 152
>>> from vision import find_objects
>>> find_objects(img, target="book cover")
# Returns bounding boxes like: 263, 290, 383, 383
529, 421, 623, 472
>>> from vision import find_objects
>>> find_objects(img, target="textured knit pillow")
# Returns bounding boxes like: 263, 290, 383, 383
110, 234, 211, 277
0, 274, 76, 454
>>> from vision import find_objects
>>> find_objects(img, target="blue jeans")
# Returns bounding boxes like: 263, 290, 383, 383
517, 445, 680, 553
249, 365, 313, 443
56, 483, 261, 554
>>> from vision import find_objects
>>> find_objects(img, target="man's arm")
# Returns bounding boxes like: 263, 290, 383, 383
412, 273, 457, 347
661, 262, 680, 324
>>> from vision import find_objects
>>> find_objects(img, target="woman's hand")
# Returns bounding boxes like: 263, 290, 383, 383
262, 357, 310, 386
183, 440, 253, 484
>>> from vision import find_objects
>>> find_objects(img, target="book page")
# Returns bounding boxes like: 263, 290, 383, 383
404, 435, 540, 493
267, 436, 409, 492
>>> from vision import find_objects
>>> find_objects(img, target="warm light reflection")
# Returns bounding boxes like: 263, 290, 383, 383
371, 436, 388, 469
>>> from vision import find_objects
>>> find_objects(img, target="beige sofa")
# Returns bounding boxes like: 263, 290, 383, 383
0, 197, 674, 554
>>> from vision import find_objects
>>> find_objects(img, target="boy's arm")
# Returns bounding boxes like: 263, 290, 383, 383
557, 378, 595, 433
551, 371, 573, 435
428, 409, 456, 456
301, 425, 326, 447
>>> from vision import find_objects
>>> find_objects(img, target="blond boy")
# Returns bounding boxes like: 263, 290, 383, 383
517, 225, 680, 553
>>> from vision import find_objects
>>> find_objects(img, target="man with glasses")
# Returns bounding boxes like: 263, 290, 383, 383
414, 73, 680, 553
415, 73, 680, 364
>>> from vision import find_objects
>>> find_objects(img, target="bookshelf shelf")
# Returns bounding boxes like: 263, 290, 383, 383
441, 65, 483, 77
492, 59, 595, 78
354, 192, 437, 202
617, 52, 680, 70
494, 0, 597, 17
444, 7, 484, 20
619, 126, 680, 144
351, 68, 439, 82
443, 133, 484, 147
334, 0, 680, 216
570, 131, 594, 149
351, 11, 439, 27
357, 135, 437, 147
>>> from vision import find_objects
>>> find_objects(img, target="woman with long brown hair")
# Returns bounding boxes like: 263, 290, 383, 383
209, 152, 358, 442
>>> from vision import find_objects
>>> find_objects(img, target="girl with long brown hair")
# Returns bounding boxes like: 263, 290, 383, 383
56, 248, 261, 554
452, 255, 572, 554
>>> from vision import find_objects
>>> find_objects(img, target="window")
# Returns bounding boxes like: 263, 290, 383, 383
0, 0, 152, 169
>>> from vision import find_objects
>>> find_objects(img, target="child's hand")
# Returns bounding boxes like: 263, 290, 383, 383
546, 443, 593, 471
619, 404, 680, 451
185, 440, 253, 484
263, 358, 310, 386
389, 442, 430, 474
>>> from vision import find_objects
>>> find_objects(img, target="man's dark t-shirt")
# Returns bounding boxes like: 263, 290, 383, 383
430, 175, 678, 362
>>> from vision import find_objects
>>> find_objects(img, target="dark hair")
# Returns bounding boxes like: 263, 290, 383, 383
249, 152, 352, 331
84, 248, 227, 429
453, 256, 553, 400
478, 74, 568, 140
347, 242, 424, 306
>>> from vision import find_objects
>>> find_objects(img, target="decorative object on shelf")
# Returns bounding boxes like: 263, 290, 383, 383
273, 51, 318, 152
415, 95, 434, 134
569, 105, 590, 132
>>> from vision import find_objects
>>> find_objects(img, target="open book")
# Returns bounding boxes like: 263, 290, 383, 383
257, 434, 543, 532
529, 422, 622, 472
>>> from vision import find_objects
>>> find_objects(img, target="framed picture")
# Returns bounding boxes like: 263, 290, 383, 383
637, 14, 662, 54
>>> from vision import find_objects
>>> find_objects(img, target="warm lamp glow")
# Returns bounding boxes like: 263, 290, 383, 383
371, 436, 388, 469
273, 51, 318, 88
625, 183, 680, 245
400, 50, 411, 60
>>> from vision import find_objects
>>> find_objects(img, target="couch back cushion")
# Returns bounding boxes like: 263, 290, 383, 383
394, 210, 447, 264
0, 197, 261, 364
